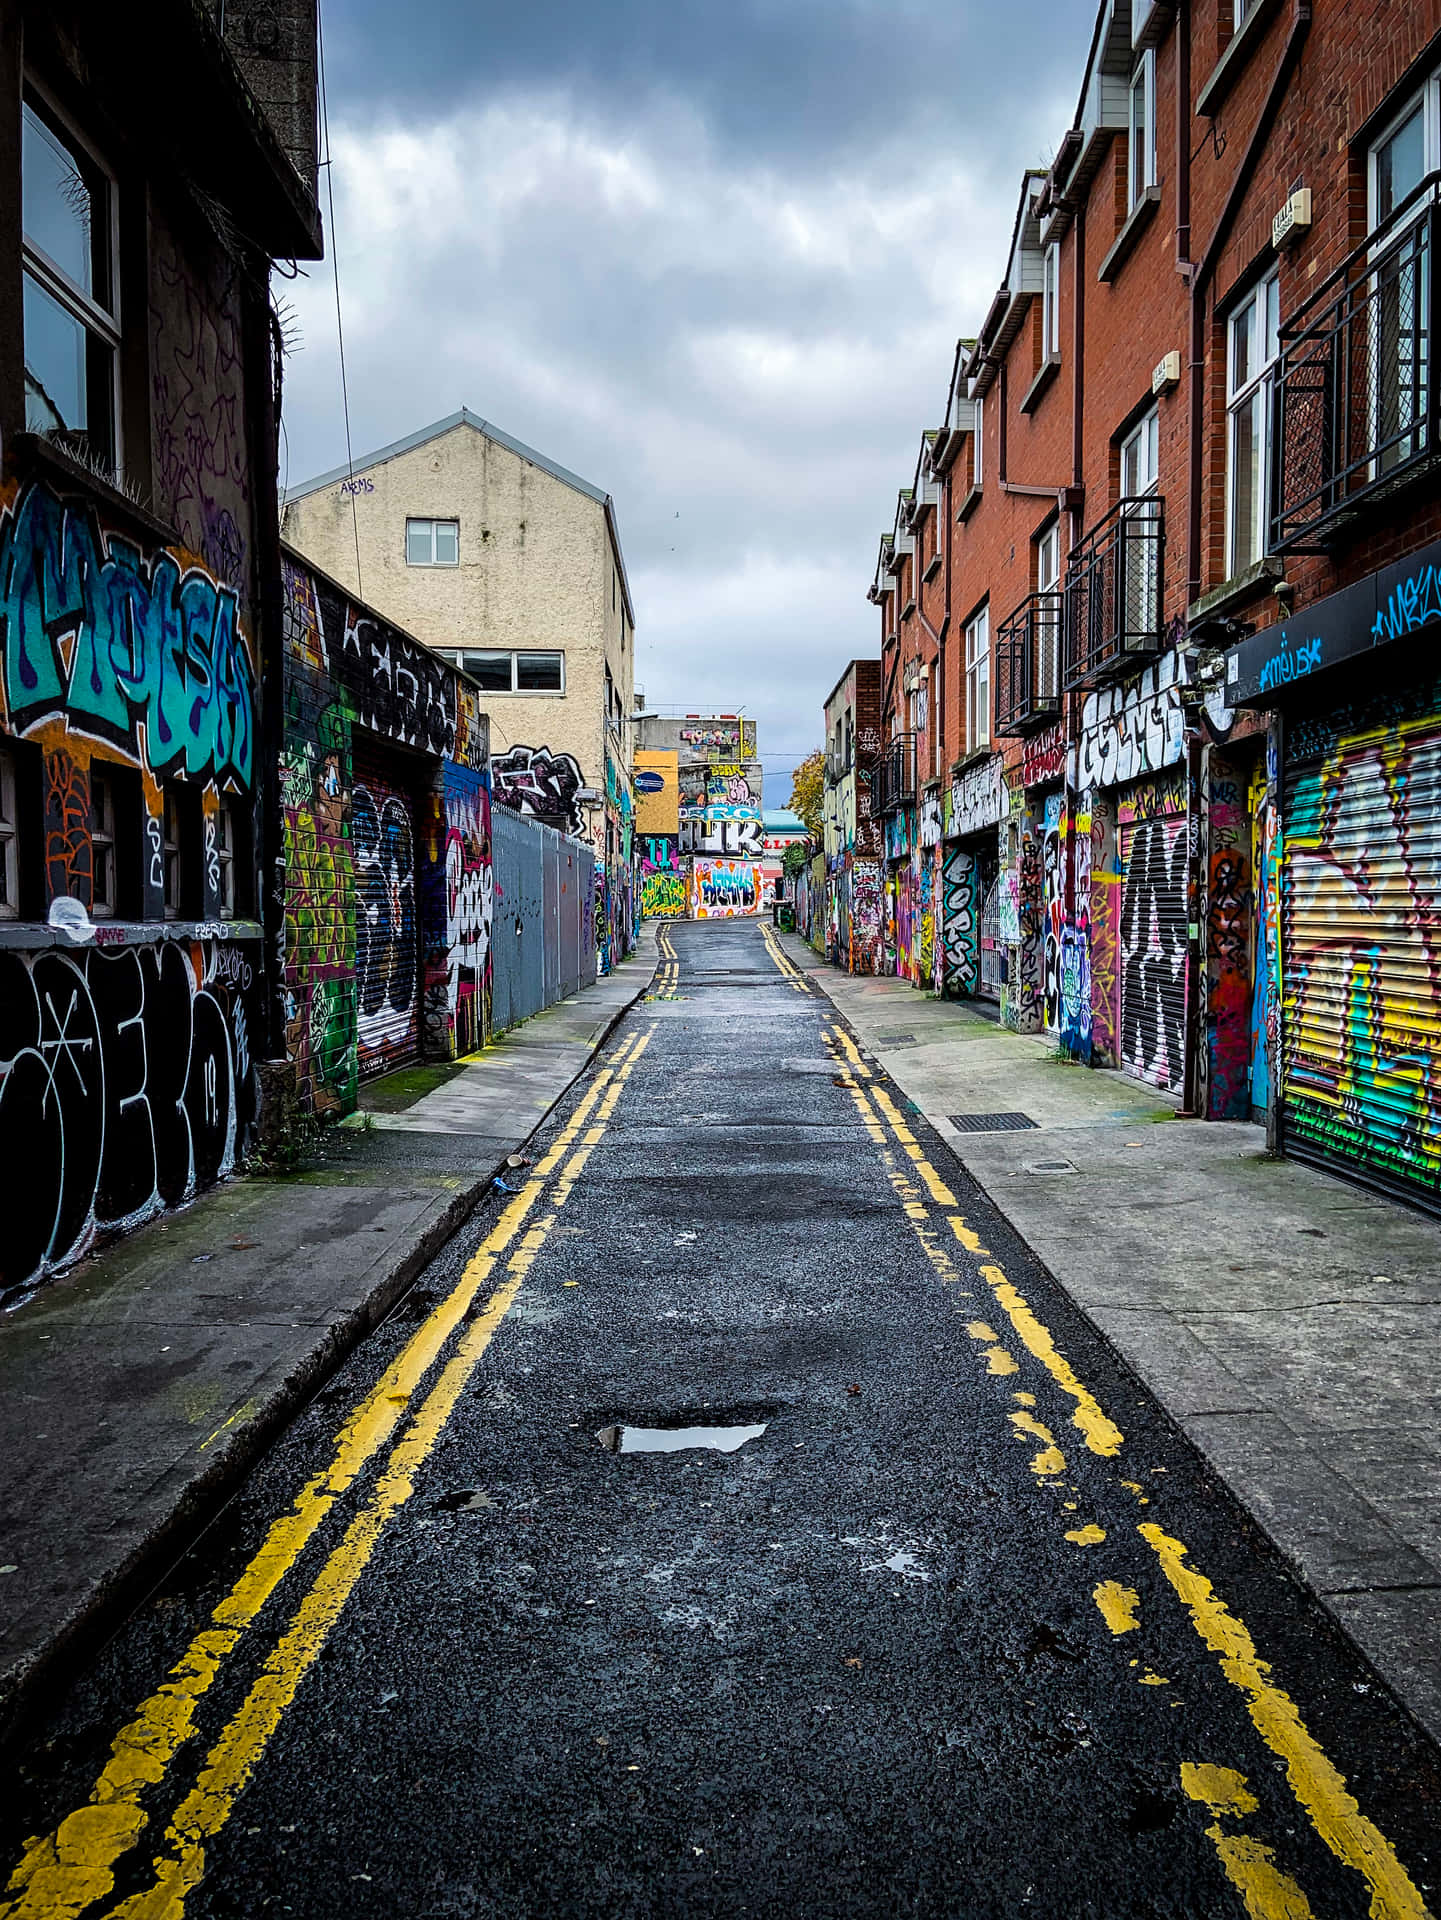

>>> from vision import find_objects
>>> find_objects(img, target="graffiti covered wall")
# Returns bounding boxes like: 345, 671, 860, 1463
280, 553, 489, 1108
691, 857, 761, 918
941, 846, 980, 996
0, 468, 264, 1296
639, 833, 685, 919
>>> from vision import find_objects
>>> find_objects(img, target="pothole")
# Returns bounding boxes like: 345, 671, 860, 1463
596, 1422, 769, 1455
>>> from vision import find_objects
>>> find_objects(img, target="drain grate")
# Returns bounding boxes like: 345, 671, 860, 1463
875, 1032, 919, 1047
948, 1111, 1039, 1134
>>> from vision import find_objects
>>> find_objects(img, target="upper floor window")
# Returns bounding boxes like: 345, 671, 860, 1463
0, 748, 18, 920
1226, 269, 1279, 576
1036, 521, 1061, 595
1129, 51, 1156, 212
1121, 407, 1159, 498
972, 390, 985, 487
1233, 0, 1260, 32
162, 787, 184, 920
966, 607, 990, 754
449, 648, 564, 693
405, 517, 459, 566
22, 93, 119, 474
1042, 242, 1061, 361
90, 765, 116, 918
215, 799, 238, 917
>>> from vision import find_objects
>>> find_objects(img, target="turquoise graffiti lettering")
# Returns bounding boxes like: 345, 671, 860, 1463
0, 480, 255, 788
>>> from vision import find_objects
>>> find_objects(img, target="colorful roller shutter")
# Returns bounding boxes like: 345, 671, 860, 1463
351, 749, 421, 1078
1118, 814, 1188, 1091
1281, 705, 1441, 1207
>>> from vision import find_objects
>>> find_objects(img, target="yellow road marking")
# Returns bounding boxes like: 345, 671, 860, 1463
1181, 1764, 1317, 1919
823, 995, 1425, 1917
104, 1209, 565, 1920
1010, 1409, 1066, 1478
867, 1085, 958, 1206
1093, 1582, 1140, 1635
0, 1176, 549, 1920
88, 1101, 620, 1920
1145, 1525, 1431, 1919
946, 1227, 1124, 1460
4, 1035, 650, 1920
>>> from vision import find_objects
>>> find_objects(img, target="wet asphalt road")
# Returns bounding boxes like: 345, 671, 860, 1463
4, 917, 1440, 1920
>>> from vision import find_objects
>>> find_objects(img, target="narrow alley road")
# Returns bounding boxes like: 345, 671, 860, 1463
3, 919, 1438, 1920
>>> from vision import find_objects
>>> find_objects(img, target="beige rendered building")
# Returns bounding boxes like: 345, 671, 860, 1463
281, 410, 636, 888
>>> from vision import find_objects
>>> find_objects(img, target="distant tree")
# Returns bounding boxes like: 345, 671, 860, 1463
789, 749, 825, 840
782, 840, 809, 879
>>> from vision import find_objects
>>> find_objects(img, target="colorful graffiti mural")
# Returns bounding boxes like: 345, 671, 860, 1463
1203, 760, 1252, 1120
1282, 690, 1441, 1197
691, 857, 760, 918
1119, 815, 1188, 1090
492, 744, 585, 834
639, 833, 685, 919
941, 845, 980, 996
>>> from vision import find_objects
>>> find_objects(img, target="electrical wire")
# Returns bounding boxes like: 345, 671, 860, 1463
317, 0, 363, 601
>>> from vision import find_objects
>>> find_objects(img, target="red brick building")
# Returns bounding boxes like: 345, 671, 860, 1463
857, 0, 1441, 1213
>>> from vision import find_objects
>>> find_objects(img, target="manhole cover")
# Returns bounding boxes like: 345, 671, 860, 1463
948, 1112, 1038, 1134
875, 1032, 918, 1046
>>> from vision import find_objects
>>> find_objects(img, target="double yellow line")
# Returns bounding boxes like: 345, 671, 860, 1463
822, 1020, 1430, 1920
760, 919, 811, 993
3, 1028, 656, 1920
650, 922, 680, 1000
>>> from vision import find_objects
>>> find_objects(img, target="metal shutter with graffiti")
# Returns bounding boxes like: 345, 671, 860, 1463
1282, 703, 1441, 1208
351, 748, 420, 1077
1118, 814, 1188, 1091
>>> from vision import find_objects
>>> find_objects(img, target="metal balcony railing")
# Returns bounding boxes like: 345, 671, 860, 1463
1062, 496, 1165, 691
873, 733, 916, 816
1271, 175, 1440, 552
996, 590, 1063, 734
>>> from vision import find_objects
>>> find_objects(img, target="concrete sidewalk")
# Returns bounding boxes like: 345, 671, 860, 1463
0, 928, 659, 1732
780, 930, 1441, 1743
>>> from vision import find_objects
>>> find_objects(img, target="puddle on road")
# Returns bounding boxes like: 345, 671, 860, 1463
596, 1422, 768, 1455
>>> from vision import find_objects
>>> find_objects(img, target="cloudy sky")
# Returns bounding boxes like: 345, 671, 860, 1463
281, 1, 1097, 806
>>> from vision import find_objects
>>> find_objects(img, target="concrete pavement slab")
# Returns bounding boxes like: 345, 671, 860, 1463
0, 926, 659, 1734
782, 929, 1441, 1741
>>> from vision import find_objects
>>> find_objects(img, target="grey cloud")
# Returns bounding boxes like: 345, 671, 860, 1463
285, 6, 1095, 807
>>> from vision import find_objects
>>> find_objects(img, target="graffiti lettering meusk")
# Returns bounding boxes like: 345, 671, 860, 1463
0, 478, 256, 788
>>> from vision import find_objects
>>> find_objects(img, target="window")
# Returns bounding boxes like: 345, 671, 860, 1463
972, 389, 984, 488
22, 94, 119, 473
1233, 0, 1259, 29
1042, 242, 1061, 362
449, 648, 564, 693
0, 749, 17, 919
1369, 86, 1437, 476
1226, 270, 1280, 575
1036, 522, 1060, 595
1120, 408, 1161, 637
163, 788, 183, 919
90, 765, 116, 918
966, 607, 990, 754
1129, 51, 1156, 212
215, 800, 237, 917
405, 518, 459, 566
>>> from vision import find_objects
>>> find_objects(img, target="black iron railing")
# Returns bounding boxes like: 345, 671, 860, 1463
996, 590, 1063, 734
1271, 176, 1440, 551
1062, 497, 1165, 690
873, 733, 916, 815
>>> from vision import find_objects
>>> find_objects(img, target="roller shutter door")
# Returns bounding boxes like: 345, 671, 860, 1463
977, 853, 1003, 1003
1281, 708, 1441, 1207
351, 748, 421, 1078
1119, 814, 1187, 1091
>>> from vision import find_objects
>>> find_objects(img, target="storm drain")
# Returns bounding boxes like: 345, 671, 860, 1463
596, 1423, 768, 1455
874, 1032, 919, 1047
947, 1112, 1039, 1134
